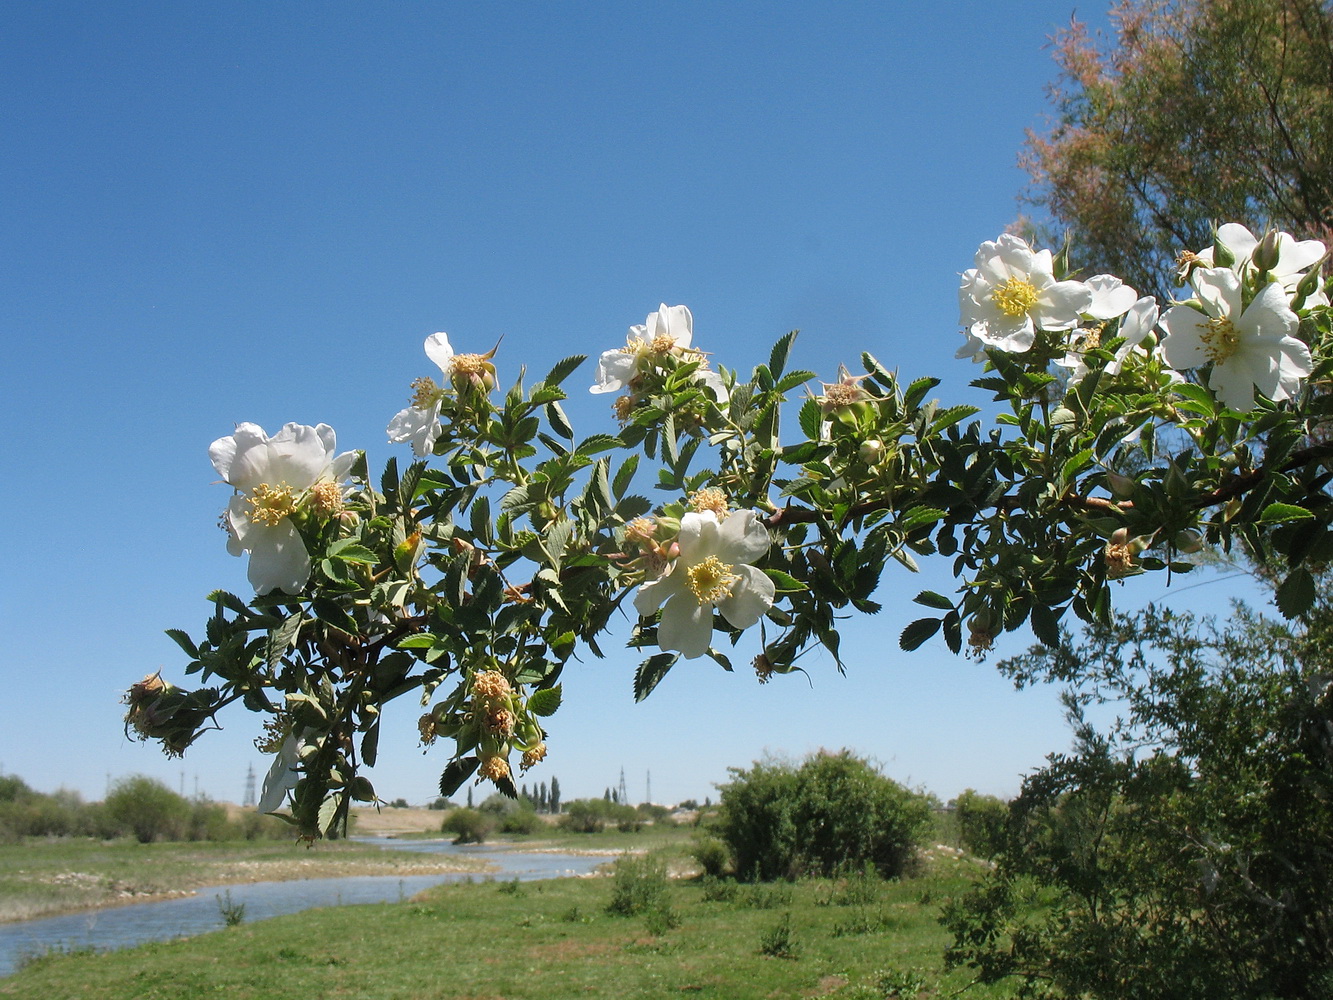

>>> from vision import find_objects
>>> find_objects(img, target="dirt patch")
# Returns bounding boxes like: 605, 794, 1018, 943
349, 807, 445, 836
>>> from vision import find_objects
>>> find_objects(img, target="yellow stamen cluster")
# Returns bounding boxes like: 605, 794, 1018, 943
307, 481, 345, 518
521, 742, 547, 771
753, 654, 774, 685
484, 708, 515, 739
479, 754, 510, 782
688, 487, 730, 519
472, 670, 511, 701
992, 276, 1039, 318
417, 713, 438, 746
822, 381, 865, 407
247, 483, 298, 526
687, 555, 740, 605
1104, 540, 1136, 578
650, 334, 679, 354
451, 353, 490, 376
1202, 316, 1241, 364
625, 516, 658, 547
613, 394, 637, 423
254, 715, 290, 754
410, 376, 443, 408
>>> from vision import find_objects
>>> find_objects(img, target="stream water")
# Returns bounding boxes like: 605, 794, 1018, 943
0, 839, 608, 977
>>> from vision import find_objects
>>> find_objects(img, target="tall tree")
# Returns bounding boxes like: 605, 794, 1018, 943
1021, 0, 1333, 300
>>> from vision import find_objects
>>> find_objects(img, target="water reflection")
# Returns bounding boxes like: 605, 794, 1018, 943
0, 839, 606, 977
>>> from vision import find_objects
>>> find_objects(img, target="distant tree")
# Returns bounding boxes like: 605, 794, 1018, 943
466, 786, 473, 809
677, 799, 699, 811
549, 776, 561, 814
952, 789, 1008, 859
388, 797, 409, 808
1021, 0, 1333, 300
537, 780, 548, 813
441, 807, 495, 845
104, 775, 191, 843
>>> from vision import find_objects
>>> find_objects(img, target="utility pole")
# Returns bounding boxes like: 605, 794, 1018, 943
646, 770, 652, 806
242, 765, 256, 808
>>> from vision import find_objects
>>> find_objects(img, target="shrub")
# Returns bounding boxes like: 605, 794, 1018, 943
103, 775, 191, 843
953, 789, 1008, 859
499, 804, 543, 834
717, 751, 931, 881
559, 798, 638, 833
441, 807, 495, 844
758, 912, 798, 959
690, 836, 730, 877
606, 853, 670, 916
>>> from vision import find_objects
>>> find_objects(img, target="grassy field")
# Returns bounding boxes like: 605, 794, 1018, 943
0, 838, 493, 924
1, 851, 1008, 1000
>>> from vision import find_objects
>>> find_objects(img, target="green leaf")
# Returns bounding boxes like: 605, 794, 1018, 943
1029, 602, 1062, 648
913, 590, 955, 611
900, 506, 947, 529
439, 756, 480, 798
546, 401, 574, 440
543, 354, 587, 388
1261, 502, 1314, 523
763, 569, 807, 592
164, 629, 198, 658
318, 793, 344, 836
769, 331, 797, 376
634, 653, 678, 702
527, 685, 563, 717
397, 633, 438, 649
1276, 566, 1316, 618
575, 434, 621, 456
326, 540, 379, 564
611, 454, 640, 499
266, 612, 305, 668
798, 398, 823, 440
900, 617, 941, 651
360, 722, 381, 769
902, 376, 940, 411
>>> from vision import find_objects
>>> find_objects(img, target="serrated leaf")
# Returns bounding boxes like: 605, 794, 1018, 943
1276, 566, 1316, 618
318, 793, 344, 836
543, 354, 587, 388
361, 721, 381, 768
397, 633, 438, 649
164, 628, 198, 658
798, 397, 823, 440
266, 612, 305, 668
763, 569, 807, 592
546, 401, 574, 440
326, 540, 379, 564
528, 685, 562, 717
900, 617, 941, 651
1261, 502, 1314, 523
769, 331, 797, 376
439, 756, 480, 797
900, 506, 947, 529
913, 590, 955, 611
613, 454, 640, 499
1030, 602, 1062, 648
575, 434, 620, 456
634, 653, 678, 702
494, 770, 518, 799
903, 376, 940, 410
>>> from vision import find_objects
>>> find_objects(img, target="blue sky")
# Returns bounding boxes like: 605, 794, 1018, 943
3, 1, 1247, 809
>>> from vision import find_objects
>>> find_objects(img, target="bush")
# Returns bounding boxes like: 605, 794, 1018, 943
559, 798, 638, 833
690, 835, 731, 877
103, 775, 191, 843
441, 807, 495, 844
953, 789, 1008, 859
717, 751, 931, 881
499, 804, 543, 834
606, 853, 670, 916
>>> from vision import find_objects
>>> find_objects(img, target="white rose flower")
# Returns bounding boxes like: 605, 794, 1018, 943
1084, 274, 1139, 321
209, 422, 356, 595
387, 332, 457, 457
1201, 223, 1328, 308
590, 303, 694, 395
634, 509, 775, 660
958, 234, 1094, 352
1159, 267, 1309, 411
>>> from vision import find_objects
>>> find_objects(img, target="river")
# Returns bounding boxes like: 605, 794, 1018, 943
0, 839, 608, 977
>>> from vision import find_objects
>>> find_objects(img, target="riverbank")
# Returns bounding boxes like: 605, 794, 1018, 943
0, 839, 494, 925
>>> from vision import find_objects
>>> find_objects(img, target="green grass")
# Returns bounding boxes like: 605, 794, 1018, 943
0, 854, 1015, 1000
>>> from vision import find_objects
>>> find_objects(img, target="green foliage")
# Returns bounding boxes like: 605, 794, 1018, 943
758, 911, 799, 959
952, 789, 1008, 860
103, 776, 192, 844
690, 835, 731, 877
1021, 0, 1333, 300
216, 889, 246, 926
559, 798, 639, 833
498, 803, 543, 834
606, 852, 670, 916
718, 751, 930, 881
440, 807, 495, 845
943, 605, 1333, 999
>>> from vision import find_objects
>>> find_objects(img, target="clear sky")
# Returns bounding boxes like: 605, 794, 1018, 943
3, 1, 1248, 810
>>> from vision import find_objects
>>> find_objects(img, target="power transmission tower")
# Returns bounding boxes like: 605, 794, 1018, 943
646, 770, 652, 806
242, 764, 256, 807
617, 767, 628, 806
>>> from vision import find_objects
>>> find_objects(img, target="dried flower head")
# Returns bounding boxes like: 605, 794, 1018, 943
521, 742, 547, 771
688, 487, 730, 519
472, 670, 512, 702
479, 754, 511, 783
